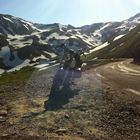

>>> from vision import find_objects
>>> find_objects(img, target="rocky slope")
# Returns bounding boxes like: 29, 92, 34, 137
87, 23, 140, 62
79, 13, 140, 42
0, 13, 140, 72
0, 15, 95, 71
0, 14, 39, 35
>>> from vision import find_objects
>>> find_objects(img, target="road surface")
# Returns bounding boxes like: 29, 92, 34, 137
96, 59, 140, 95
0, 59, 140, 140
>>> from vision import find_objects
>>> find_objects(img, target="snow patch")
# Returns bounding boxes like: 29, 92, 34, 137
89, 42, 109, 53
21, 20, 33, 26
23, 24, 29, 30
119, 43, 124, 46
113, 34, 125, 41
21, 20, 40, 31
100, 23, 111, 31
7, 59, 31, 72
43, 51, 57, 58
35, 63, 50, 69
38, 63, 58, 71
47, 32, 69, 40
3, 17, 14, 23
32, 55, 48, 61
0, 46, 24, 67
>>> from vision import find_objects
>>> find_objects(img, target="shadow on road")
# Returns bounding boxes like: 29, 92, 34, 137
44, 86, 80, 111
21, 85, 80, 119
44, 66, 81, 111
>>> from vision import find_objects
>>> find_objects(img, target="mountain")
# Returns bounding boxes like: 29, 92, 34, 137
1, 13, 140, 42
0, 14, 96, 71
0, 14, 39, 35
87, 23, 140, 62
0, 13, 140, 72
79, 13, 140, 43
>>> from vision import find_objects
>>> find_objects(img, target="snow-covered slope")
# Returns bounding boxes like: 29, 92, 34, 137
0, 14, 96, 72
87, 23, 140, 61
0, 14, 39, 35
0, 13, 140, 73
79, 13, 140, 43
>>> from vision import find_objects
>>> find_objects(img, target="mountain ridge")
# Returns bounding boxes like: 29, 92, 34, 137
0, 13, 140, 73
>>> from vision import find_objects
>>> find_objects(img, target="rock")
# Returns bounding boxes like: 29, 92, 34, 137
56, 128, 67, 134
107, 87, 111, 90
0, 116, 6, 122
9, 121, 14, 126
20, 126, 27, 130
0, 110, 8, 116
13, 87, 18, 90
79, 108, 87, 112
77, 131, 83, 135
0, 90, 4, 93
47, 128, 56, 133
0, 101, 5, 106
1, 134, 9, 137
22, 113, 32, 118
46, 128, 55, 133
64, 114, 70, 119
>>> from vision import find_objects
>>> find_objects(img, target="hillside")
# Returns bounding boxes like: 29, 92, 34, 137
87, 23, 140, 62
0, 13, 140, 73
0, 14, 96, 71
0, 12, 140, 140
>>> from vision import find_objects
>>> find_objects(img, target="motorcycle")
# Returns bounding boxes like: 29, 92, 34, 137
49, 57, 83, 97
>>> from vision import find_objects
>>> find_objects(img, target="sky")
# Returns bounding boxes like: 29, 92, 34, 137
0, 0, 140, 27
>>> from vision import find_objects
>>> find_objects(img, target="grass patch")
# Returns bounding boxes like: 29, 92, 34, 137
84, 24, 140, 61
0, 66, 35, 85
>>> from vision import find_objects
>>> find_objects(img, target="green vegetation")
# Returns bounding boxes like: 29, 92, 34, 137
85, 24, 140, 62
0, 66, 35, 85
0, 33, 8, 39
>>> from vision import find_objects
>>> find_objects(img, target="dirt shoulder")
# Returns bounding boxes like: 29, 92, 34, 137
0, 60, 140, 140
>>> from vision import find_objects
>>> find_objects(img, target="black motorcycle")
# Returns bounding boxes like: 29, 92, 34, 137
50, 56, 83, 97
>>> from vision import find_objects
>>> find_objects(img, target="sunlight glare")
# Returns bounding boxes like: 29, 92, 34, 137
132, 0, 140, 6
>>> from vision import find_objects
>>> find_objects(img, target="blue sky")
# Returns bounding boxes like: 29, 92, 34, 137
0, 0, 140, 26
